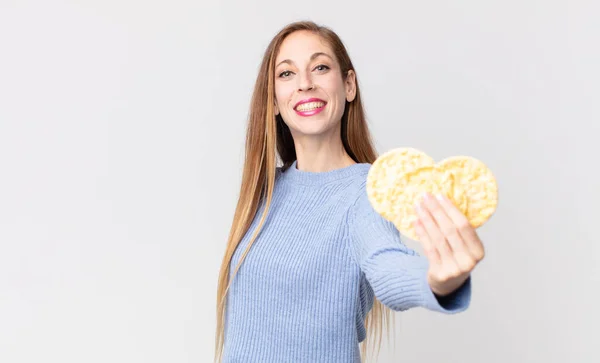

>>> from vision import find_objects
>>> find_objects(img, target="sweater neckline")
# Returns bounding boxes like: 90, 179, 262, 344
283, 160, 369, 185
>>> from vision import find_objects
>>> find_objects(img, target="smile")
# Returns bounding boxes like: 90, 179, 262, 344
294, 98, 327, 116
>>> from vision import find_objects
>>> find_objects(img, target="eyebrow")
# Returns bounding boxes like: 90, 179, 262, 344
275, 52, 333, 68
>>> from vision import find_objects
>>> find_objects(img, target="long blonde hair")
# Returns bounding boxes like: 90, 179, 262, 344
215, 20, 394, 362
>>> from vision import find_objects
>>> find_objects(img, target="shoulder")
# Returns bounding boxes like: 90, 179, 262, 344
348, 163, 374, 213
345, 162, 403, 236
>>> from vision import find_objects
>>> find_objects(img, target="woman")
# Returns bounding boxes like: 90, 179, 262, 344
214, 20, 483, 363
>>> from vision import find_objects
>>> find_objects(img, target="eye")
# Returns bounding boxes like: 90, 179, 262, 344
314, 64, 330, 72
278, 70, 293, 78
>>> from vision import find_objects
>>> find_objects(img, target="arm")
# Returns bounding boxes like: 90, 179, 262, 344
347, 183, 471, 313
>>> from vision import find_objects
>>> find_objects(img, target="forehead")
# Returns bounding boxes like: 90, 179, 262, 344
275, 30, 334, 64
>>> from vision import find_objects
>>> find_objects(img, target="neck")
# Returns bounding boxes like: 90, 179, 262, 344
291, 126, 356, 173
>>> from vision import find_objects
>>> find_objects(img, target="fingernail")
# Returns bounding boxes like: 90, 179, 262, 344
436, 194, 444, 202
414, 201, 421, 211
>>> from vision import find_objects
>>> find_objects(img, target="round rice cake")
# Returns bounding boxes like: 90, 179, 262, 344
366, 147, 435, 217
437, 155, 498, 228
383, 165, 467, 240
366, 148, 498, 241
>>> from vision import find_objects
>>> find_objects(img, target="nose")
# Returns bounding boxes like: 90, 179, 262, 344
297, 73, 315, 92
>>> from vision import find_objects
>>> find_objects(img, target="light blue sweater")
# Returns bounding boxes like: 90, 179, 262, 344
223, 160, 471, 362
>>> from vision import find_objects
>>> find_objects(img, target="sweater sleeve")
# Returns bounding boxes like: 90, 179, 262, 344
346, 181, 471, 313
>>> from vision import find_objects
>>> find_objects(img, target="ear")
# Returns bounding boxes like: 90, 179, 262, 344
274, 102, 280, 115
345, 70, 357, 102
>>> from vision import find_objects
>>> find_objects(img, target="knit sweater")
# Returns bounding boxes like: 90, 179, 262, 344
222, 160, 471, 362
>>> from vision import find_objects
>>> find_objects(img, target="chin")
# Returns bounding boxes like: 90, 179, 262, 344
283, 113, 339, 136
289, 123, 335, 138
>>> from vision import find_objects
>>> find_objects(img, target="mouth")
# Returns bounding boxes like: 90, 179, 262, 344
294, 98, 327, 116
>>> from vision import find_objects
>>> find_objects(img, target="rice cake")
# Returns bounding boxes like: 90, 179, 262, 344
436, 155, 498, 228
366, 147, 435, 218
366, 148, 498, 240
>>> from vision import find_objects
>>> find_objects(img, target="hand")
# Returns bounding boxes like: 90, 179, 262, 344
412, 192, 485, 297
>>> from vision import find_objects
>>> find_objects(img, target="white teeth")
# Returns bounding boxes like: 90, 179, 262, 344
296, 102, 325, 112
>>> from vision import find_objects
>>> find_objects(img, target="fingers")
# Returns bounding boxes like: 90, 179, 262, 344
415, 192, 484, 274
414, 194, 457, 267
412, 218, 441, 266
436, 194, 485, 263
425, 193, 475, 272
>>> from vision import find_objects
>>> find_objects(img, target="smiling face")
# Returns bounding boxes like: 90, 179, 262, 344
273, 30, 356, 138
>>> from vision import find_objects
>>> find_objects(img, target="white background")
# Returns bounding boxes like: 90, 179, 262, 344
1, 0, 598, 362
